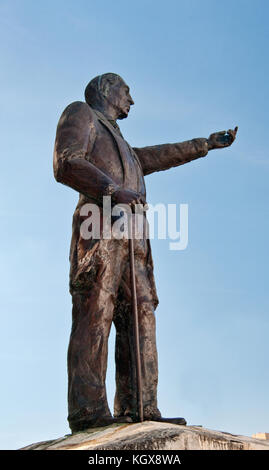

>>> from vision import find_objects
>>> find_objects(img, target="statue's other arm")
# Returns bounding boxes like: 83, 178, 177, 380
53, 101, 119, 201
133, 127, 238, 176
133, 138, 208, 175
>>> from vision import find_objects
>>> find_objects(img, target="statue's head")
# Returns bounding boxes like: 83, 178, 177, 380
84, 73, 134, 120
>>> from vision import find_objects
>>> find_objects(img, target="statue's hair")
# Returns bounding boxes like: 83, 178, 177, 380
84, 73, 123, 106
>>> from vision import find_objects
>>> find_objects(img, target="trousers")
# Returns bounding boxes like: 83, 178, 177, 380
67, 233, 160, 430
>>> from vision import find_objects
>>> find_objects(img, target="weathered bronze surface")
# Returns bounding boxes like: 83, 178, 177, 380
53, 73, 237, 432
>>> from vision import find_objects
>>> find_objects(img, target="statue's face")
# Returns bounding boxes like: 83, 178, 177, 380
108, 78, 134, 120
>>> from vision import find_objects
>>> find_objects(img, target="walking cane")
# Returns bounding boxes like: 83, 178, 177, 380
128, 212, 144, 422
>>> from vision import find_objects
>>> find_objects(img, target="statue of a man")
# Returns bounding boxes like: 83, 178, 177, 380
53, 73, 237, 432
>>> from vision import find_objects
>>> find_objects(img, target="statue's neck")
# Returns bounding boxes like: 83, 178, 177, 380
91, 104, 118, 122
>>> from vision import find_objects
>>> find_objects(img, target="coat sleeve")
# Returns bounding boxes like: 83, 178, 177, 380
132, 138, 209, 176
53, 101, 119, 201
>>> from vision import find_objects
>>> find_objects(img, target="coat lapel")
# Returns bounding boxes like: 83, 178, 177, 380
92, 109, 143, 188
93, 109, 127, 185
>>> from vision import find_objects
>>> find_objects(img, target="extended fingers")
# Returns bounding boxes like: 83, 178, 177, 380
227, 126, 238, 143
137, 198, 148, 210
129, 196, 148, 212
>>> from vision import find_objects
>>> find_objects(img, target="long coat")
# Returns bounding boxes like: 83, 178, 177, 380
53, 101, 209, 306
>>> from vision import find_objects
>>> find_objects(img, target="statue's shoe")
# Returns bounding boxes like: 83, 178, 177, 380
151, 416, 187, 425
114, 416, 133, 424
141, 407, 187, 425
128, 412, 187, 426
71, 415, 132, 432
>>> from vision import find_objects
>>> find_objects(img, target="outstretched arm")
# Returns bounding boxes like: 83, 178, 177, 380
133, 127, 238, 176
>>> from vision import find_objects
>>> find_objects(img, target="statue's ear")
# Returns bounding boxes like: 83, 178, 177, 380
102, 77, 120, 99
97, 75, 102, 93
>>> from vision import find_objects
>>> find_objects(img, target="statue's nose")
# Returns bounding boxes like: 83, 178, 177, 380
129, 95, 135, 106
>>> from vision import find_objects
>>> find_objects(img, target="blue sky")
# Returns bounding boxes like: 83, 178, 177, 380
0, 0, 269, 449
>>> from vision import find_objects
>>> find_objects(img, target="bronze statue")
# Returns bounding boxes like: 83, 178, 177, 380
53, 73, 237, 432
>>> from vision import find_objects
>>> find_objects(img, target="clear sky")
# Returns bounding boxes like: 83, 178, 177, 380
1, 0, 268, 449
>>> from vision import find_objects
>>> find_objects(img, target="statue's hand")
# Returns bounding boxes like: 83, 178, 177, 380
112, 188, 147, 212
208, 126, 238, 150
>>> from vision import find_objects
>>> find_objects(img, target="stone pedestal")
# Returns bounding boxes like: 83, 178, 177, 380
21, 421, 269, 451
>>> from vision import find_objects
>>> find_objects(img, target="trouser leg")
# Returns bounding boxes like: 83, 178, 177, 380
113, 287, 136, 418
113, 250, 161, 421
67, 239, 128, 431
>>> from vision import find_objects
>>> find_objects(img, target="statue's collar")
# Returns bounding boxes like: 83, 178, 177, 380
92, 108, 123, 137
